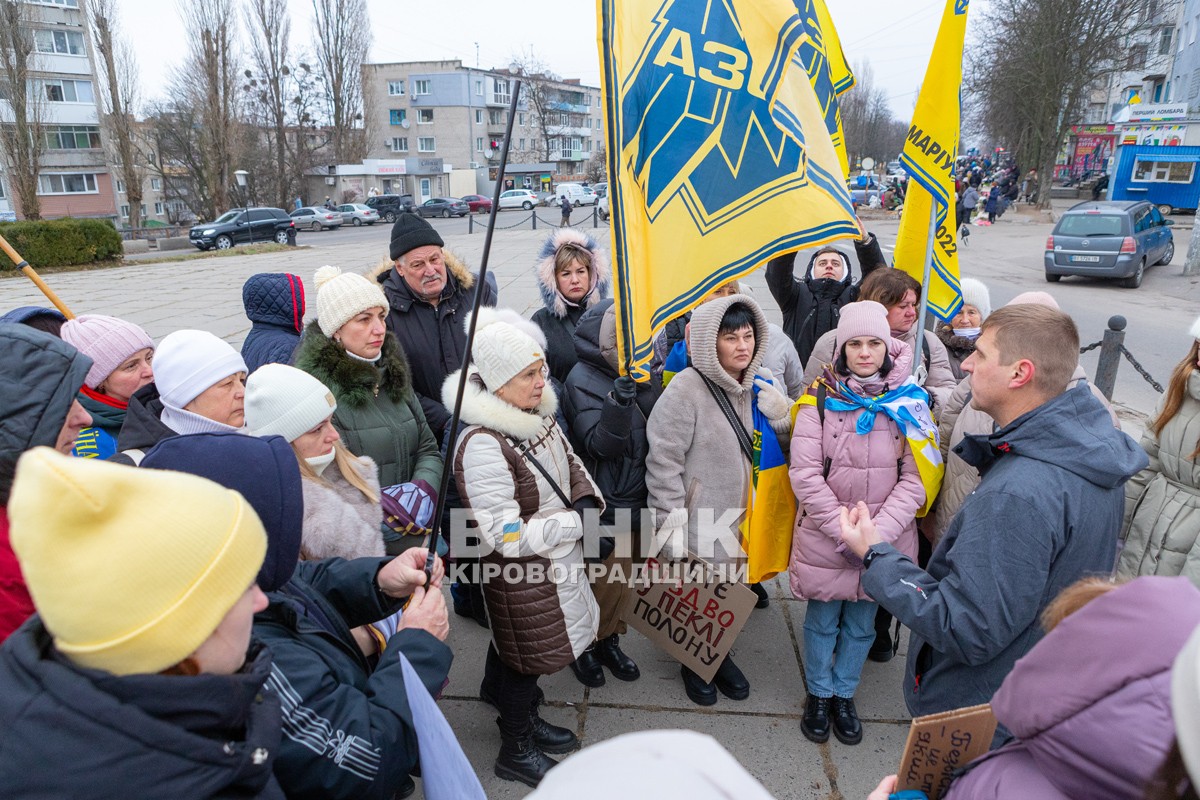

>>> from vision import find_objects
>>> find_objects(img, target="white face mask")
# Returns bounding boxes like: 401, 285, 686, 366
306, 449, 336, 476
953, 327, 982, 339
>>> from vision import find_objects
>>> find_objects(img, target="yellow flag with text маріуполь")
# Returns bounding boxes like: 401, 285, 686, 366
598, 0, 859, 380
893, 0, 970, 321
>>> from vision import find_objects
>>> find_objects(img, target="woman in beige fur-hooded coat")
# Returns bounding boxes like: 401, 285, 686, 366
530, 228, 611, 383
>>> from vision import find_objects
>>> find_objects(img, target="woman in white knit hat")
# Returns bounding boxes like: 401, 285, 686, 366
448, 306, 604, 788
294, 265, 442, 555
59, 313, 155, 460
110, 329, 249, 465
934, 277, 991, 380
1118, 315, 1200, 584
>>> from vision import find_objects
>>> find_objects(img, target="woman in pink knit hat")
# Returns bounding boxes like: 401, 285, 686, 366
59, 314, 154, 459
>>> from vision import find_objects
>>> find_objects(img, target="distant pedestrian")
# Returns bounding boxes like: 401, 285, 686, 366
560, 195, 572, 227
239, 273, 305, 374
958, 185, 980, 232
985, 187, 1000, 223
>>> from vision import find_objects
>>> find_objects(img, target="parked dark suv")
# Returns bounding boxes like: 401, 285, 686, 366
189, 207, 295, 251
365, 194, 414, 223
1044, 200, 1174, 289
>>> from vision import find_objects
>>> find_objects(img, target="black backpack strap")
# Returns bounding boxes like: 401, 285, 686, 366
922, 332, 931, 369
506, 436, 573, 509
700, 374, 754, 464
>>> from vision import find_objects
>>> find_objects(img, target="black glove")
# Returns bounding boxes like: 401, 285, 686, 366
613, 375, 637, 405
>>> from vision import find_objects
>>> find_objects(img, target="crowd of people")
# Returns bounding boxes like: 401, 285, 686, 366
1, 208, 1199, 799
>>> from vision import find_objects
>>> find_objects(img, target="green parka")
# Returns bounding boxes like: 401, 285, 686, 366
294, 321, 442, 490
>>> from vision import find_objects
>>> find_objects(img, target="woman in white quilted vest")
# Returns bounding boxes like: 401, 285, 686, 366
447, 307, 604, 789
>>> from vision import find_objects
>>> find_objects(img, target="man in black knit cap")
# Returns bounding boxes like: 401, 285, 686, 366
373, 214, 498, 439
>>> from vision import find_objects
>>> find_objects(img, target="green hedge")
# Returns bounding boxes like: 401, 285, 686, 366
0, 217, 124, 269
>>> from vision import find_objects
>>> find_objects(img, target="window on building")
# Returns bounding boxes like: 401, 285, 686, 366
584, 139, 591, 152
476, 137, 484, 151
387, 80, 405, 96
491, 78, 510, 104
1133, 159, 1195, 183
119, 204, 129, 218
418, 108, 434, 124
41, 79, 94, 103
418, 137, 435, 152
34, 29, 86, 55
475, 109, 483, 124
389, 108, 407, 126
1160, 26, 1175, 55
150, 178, 161, 190
518, 112, 525, 126
43, 125, 101, 149
475, 80, 483, 96
115, 179, 125, 193
488, 108, 505, 125
155, 202, 164, 215
391, 137, 409, 151
518, 138, 525, 150
1127, 44, 1148, 70
31, 0, 79, 6
38, 173, 99, 194
414, 79, 431, 95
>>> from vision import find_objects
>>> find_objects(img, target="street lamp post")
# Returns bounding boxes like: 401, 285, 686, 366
234, 170, 253, 245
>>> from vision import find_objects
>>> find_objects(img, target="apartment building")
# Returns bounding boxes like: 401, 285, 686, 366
362, 59, 603, 199
0, 0, 117, 219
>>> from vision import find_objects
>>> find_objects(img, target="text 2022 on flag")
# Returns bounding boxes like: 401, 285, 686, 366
892, 0, 970, 321
598, 0, 859, 380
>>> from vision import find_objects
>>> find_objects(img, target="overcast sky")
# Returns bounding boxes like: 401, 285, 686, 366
120, 0, 982, 124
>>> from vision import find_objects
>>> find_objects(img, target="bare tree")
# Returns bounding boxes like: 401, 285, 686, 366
311, 0, 370, 163
839, 61, 907, 169
971, 0, 1150, 208
506, 55, 570, 165
584, 143, 606, 183
87, 0, 145, 228
0, 0, 45, 219
173, 0, 241, 219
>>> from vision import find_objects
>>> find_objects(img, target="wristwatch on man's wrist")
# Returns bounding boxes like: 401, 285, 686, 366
862, 545, 882, 570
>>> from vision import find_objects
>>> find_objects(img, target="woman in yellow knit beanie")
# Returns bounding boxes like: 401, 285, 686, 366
0, 448, 284, 798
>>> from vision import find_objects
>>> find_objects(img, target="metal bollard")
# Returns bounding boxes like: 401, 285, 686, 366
532, 211, 537, 230
286, 227, 297, 247
468, 213, 473, 234
1094, 315, 1126, 401
592, 207, 598, 228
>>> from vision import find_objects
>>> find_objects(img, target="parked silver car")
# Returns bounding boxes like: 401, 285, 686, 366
1044, 200, 1174, 289
336, 203, 380, 227
290, 206, 344, 231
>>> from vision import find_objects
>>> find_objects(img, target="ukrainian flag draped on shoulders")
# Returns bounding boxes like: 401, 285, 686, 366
892, 0, 971, 321
597, 0, 859, 381
795, 372, 944, 517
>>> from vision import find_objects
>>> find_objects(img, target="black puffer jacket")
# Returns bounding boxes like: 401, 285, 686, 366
254, 558, 452, 800
562, 300, 658, 515
0, 323, 91, 504
372, 253, 497, 439
241, 273, 305, 374
764, 234, 887, 365
0, 620, 285, 799
109, 383, 176, 465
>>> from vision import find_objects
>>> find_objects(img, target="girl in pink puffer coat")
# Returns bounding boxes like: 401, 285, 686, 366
789, 300, 926, 748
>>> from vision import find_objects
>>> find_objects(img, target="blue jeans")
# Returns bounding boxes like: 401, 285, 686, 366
802, 598, 877, 698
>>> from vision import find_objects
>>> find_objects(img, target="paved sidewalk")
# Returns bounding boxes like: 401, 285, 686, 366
0, 227, 912, 799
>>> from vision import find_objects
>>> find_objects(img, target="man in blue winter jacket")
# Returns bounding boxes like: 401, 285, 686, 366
839, 303, 1148, 742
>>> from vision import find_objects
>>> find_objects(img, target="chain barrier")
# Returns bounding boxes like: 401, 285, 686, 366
485, 213, 537, 230
1079, 341, 1102, 354
1119, 345, 1165, 393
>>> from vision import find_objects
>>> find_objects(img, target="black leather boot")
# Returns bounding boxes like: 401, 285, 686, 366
494, 718, 557, 787
680, 665, 717, 706
595, 634, 640, 681
800, 695, 831, 743
831, 696, 863, 745
713, 655, 750, 700
568, 644, 606, 688
529, 701, 579, 755
750, 582, 769, 609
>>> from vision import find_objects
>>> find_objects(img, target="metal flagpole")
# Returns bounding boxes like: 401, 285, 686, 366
912, 202, 937, 377
423, 80, 523, 581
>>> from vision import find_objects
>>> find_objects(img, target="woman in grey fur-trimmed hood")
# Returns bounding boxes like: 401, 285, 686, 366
531, 228, 611, 383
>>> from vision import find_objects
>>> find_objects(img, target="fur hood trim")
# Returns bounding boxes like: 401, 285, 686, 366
443, 366, 558, 442
535, 228, 611, 318
294, 319, 412, 409
688, 293, 770, 394
369, 249, 476, 290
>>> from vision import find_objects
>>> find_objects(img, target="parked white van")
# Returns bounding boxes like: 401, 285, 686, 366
554, 184, 599, 207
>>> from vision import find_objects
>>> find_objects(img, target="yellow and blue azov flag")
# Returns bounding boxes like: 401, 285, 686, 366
598, 0, 859, 381
798, 0, 855, 177
892, 0, 970, 321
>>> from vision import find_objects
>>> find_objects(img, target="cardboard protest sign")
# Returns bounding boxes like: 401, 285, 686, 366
895, 703, 997, 800
620, 556, 757, 683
